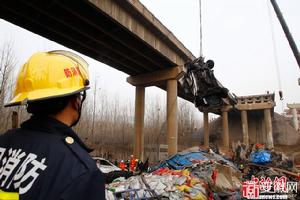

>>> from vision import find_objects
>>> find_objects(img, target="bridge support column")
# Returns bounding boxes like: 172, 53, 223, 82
203, 111, 209, 148
292, 108, 299, 131
134, 86, 145, 161
264, 108, 274, 149
222, 110, 230, 148
12, 111, 19, 129
127, 66, 184, 157
167, 79, 178, 156
241, 110, 249, 146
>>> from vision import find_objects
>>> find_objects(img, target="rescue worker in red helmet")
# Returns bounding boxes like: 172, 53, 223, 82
0, 51, 105, 199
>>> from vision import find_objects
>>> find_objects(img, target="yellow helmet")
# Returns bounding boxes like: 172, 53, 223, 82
5, 50, 90, 107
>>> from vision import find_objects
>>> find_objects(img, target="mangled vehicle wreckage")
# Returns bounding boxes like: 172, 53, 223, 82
179, 57, 236, 111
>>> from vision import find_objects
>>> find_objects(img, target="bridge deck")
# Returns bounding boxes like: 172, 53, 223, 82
0, 0, 195, 102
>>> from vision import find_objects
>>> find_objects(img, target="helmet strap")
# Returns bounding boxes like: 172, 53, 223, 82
71, 91, 86, 127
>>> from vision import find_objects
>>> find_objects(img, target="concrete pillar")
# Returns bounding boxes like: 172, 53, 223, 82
134, 86, 145, 161
12, 111, 18, 128
241, 110, 249, 146
203, 111, 209, 148
264, 109, 274, 149
292, 108, 299, 131
222, 110, 230, 148
167, 79, 178, 156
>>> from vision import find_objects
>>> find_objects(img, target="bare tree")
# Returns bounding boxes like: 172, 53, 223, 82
178, 99, 198, 146
0, 41, 19, 133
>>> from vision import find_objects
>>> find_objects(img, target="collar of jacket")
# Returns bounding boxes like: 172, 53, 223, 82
21, 116, 94, 153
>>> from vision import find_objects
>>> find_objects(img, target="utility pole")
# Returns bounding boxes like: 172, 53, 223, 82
270, 0, 300, 69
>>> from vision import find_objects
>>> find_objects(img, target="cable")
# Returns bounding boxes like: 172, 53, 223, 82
267, 0, 283, 100
199, 0, 203, 57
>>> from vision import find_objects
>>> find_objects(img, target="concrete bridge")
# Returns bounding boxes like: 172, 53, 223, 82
1, 0, 273, 160
0, 0, 198, 160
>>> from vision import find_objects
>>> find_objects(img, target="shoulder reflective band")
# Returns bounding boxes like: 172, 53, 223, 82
0, 190, 19, 200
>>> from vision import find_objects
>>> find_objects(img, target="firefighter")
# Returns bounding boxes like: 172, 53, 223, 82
0, 51, 105, 199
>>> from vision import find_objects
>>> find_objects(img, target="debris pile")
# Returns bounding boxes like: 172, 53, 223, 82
106, 147, 241, 199
105, 145, 300, 199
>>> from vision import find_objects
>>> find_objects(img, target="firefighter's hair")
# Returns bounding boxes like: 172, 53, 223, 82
27, 95, 76, 116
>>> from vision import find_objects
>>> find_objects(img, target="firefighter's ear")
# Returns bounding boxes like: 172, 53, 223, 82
70, 95, 80, 111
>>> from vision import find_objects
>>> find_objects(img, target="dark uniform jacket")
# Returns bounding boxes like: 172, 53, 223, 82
0, 116, 105, 199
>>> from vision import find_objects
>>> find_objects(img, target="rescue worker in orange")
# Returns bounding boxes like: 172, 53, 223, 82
119, 160, 126, 171
0, 51, 105, 199
129, 155, 137, 172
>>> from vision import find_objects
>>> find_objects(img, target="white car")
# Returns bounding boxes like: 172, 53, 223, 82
93, 157, 121, 173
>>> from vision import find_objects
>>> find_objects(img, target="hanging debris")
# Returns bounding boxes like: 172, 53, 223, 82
179, 57, 234, 110
279, 90, 283, 100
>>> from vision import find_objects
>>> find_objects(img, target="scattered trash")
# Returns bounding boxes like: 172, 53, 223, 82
106, 144, 299, 199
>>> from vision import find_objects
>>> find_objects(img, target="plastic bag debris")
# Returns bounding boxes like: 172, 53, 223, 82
250, 150, 271, 164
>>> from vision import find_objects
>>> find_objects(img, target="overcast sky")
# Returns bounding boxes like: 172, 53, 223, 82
140, 0, 300, 114
0, 0, 299, 117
